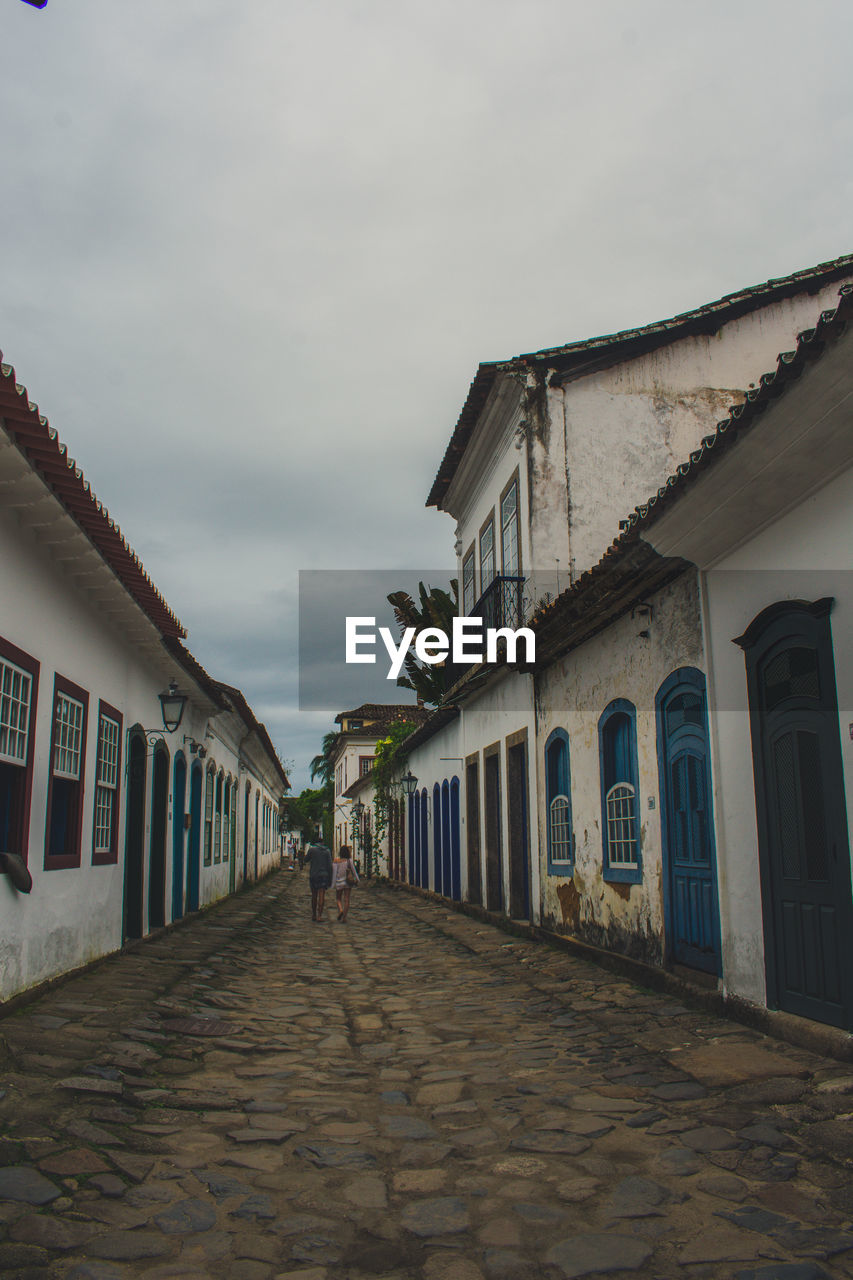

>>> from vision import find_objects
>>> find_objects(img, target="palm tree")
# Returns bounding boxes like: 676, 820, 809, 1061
309, 730, 338, 787
386, 579, 458, 707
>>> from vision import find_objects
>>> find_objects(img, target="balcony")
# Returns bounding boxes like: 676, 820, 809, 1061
442, 575, 525, 695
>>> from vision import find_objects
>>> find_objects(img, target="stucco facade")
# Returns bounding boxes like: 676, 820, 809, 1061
0, 364, 287, 1003
535, 572, 705, 964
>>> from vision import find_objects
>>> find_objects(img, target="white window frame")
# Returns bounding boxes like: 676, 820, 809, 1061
549, 794, 572, 864
0, 657, 32, 766
94, 712, 120, 855
605, 782, 638, 867
53, 693, 84, 780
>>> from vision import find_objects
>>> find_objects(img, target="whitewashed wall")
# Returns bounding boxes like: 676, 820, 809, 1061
0, 498, 285, 1001
0, 501, 176, 998
558, 284, 853, 579
406, 671, 539, 917
703, 463, 853, 1007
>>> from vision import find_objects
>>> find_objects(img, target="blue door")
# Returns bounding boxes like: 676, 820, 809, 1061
187, 763, 202, 913
171, 754, 187, 921
450, 778, 462, 901
433, 784, 443, 895
656, 669, 721, 975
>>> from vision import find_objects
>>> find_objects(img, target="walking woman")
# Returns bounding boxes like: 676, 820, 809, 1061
332, 844, 359, 922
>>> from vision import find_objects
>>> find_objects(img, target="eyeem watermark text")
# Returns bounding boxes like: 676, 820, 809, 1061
346, 616, 535, 680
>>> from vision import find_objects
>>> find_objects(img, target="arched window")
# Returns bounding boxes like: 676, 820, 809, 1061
545, 728, 573, 874
203, 765, 215, 866
231, 780, 238, 863
223, 775, 231, 863
599, 700, 641, 883
214, 771, 223, 863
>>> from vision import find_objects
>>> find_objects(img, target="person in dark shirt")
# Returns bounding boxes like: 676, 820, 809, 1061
306, 839, 333, 921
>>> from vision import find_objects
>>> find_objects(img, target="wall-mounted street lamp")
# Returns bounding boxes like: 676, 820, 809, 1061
351, 799, 365, 820
400, 770, 418, 796
139, 680, 189, 746
159, 681, 188, 733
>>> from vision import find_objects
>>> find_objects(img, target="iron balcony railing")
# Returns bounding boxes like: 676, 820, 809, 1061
443, 575, 526, 694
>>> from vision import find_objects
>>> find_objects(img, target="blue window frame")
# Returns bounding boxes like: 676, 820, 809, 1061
545, 728, 573, 874
599, 699, 642, 884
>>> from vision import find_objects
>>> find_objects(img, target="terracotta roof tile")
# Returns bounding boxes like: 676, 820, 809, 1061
0, 354, 185, 639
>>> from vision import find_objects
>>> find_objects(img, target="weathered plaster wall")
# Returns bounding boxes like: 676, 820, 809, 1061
560, 283, 853, 579
703, 463, 853, 1007
534, 572, 704, 962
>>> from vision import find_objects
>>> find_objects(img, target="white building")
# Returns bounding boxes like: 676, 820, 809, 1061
407, 252, 850, 942
632, 283, 853, 1031
0, 352, 288, 1003
329, 703, 427, 862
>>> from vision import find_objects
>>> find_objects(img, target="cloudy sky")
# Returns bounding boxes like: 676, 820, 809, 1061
2, 0, 851, 792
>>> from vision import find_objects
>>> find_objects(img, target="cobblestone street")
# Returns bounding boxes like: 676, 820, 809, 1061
1, 870, 853, 1280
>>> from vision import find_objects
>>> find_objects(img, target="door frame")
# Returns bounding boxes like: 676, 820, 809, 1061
736, 597, 853, 1028
655, 666, 722, 975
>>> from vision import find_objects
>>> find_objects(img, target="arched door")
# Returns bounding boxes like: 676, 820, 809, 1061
172, 754, 187, 921
187, 762, 202, 912
450, 777, 462, 901
244, 782, 251, 883
737, 599, 853, 1029
656, 669, 721, 975
148, 744, 168, 930
123, 730, 146, 941
433, 783, 443, 895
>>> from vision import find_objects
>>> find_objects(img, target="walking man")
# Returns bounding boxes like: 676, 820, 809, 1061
306, 835, 333, 921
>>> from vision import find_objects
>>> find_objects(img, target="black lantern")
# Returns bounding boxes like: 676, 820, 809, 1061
158, 680, 188, 733
351, 799, 365, 820
400, 770, 418, 796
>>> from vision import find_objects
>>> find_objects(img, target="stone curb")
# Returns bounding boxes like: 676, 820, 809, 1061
379, 878, 853, 1065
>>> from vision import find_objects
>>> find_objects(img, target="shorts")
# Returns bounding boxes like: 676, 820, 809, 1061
310, 874, 330, 890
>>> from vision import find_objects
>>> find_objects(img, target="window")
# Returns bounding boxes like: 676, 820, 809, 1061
223, 776, 231, 862
0, 638, 39, 865
93, 701, 122, 864
214, 771, 223, 862
462, 546, 476, 615
479, 516, 496, 590
359, 755, 374, 777
599, 700, 641, 883
45, 675, 89, 869
545, 728, 573, 873
203, 766, 214, 865
231, 780, 238, 862
500, 476, 520, 577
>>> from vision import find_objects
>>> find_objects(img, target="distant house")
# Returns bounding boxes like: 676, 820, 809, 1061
329, 703, 428, 865
402, 256, 853, 1034
0, 352, 288, 1003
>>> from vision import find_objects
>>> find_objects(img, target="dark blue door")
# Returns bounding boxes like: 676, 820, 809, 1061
450, 778, 461, 901
171, 755, 186, 921
187, 764, 201, 913
737, 600, 853, 1029
433, 784, 443, 895
657, 670, 721, 975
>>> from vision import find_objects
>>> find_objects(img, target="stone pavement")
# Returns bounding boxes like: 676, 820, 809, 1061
1, 872, 853, 1280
